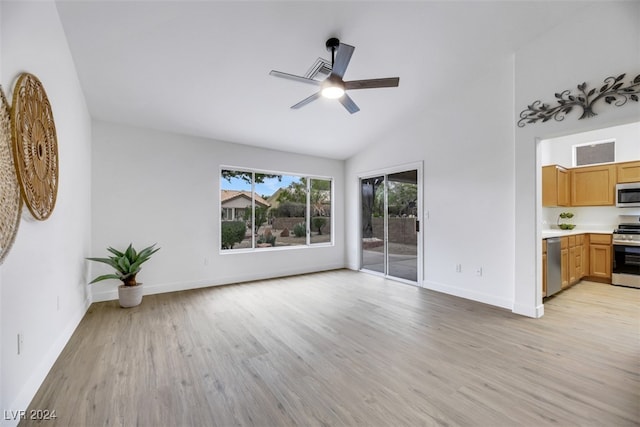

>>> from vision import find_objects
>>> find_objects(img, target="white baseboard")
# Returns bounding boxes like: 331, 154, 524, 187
3, 297, 91, 427
422, 279, 513, 311
91, 263, 345, 303
513, 302, 544, 318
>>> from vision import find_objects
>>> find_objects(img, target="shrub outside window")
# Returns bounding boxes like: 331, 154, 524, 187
220, 168, 332, 251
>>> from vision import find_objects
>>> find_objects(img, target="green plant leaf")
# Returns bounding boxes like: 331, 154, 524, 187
118, 256, 131, 273
124, 243, 135, 261
107, 247, 124, 257
89, 274, 122, 284
86, 257, 119, 269
87, 244, 159, 285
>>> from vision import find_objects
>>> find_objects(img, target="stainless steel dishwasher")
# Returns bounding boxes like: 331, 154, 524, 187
546, 237, 562, 297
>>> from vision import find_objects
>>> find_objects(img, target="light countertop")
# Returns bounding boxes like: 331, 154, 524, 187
542, 228, 613, 239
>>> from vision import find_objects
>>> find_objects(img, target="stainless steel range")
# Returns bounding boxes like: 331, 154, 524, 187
612, 215, 640, 288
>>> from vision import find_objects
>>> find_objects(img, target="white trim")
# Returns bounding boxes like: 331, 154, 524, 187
423, 279, 514, 311
91, 264, 345, 303
513, 302, 545, 318
357, 161, 423, 285
219, 167, 334, 253
536, 137, 544, 314
5, 297, 91, 427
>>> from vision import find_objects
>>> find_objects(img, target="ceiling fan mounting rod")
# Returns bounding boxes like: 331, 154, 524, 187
325, 37, 340, 67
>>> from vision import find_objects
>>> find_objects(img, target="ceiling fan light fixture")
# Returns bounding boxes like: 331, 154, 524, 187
321, 84, 345, 99
269, 38, 400, 113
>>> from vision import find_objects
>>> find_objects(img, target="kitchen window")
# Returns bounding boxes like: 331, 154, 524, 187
573, 140, 615, 166
220, 168, 332, 252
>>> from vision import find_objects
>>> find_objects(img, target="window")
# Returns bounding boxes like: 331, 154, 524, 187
573, 140, 615, 166
220, 168, 332, 251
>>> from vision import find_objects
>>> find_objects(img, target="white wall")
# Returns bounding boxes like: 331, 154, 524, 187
541, 122, 640, 166
0, 1, 92, 424
514, 1, 640, 317
90, 121, 345, 301
346, 56, 516, 310
346, 1, 640, 317
541, 206, 640, 232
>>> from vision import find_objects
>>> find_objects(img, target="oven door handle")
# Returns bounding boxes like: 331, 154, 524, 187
613, 240, 640, 247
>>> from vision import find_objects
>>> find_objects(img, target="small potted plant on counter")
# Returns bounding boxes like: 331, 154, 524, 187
86, 243, 160, 308
557, 212, 576, 230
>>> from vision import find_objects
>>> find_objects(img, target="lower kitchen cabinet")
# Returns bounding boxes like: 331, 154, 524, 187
588, 233, 612, 281
564, 235, 585, 288
544, 233, 601, 299
561, 237, 569, 289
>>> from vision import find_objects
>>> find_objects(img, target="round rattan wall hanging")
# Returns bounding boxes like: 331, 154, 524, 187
11, 73, 59, 221
0, 86, 22, 264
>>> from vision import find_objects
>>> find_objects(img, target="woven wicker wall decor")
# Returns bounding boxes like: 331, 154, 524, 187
0, 86, 22, 264
11, 73, 59, 221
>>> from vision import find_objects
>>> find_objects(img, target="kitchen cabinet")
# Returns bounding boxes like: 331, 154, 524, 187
576, 234, 585, 279
564, 235, 585, 288
543, 234, 589, 297
561, 237, 569, 289
542, 160, 638, 207
570, 164, 617, 206
569, 234, 585, 284
616, 160, 640, 183
569, 236, 577, 284
588, 234, 612, 281
542, 165, 570, 207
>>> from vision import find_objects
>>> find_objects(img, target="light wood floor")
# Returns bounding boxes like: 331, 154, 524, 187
22, 270, 639, 426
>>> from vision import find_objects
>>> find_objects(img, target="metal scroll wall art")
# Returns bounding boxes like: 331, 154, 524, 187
518, 73, 640, 127
11, 73, 59, 221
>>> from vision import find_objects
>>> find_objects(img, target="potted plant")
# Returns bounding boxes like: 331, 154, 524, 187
557, 212, 576, 230
86, 243, 160, 308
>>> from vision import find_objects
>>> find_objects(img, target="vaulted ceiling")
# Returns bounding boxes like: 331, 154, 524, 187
56, 1, 586, 160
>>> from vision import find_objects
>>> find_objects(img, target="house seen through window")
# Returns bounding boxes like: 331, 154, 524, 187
220, 169, 332, 251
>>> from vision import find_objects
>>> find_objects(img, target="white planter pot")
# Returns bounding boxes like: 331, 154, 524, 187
118, 283, 144, 308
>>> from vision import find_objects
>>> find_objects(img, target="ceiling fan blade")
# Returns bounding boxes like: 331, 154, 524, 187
269, 70, 321, 86
291, 92, 322, 109
331, 43, 355, 79
345, 77, 400, 90
339, 94, 360, 114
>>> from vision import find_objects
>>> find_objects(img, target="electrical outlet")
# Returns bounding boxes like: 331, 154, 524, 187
204, 257, 209, 266
17, 333, 24, 355
476, 267, 483, 277
456, 264, 462, 273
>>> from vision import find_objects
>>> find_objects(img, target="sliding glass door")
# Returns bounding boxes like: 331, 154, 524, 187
361, 176, 385, 274
360, 169, 419, 283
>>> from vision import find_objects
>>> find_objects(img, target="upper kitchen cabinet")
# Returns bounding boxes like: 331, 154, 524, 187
616, 160, 640, 183
542, 165, 570, 207
571, 164, 617, 206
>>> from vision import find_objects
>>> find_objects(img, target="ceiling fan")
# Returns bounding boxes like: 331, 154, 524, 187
269, 38, 400, 114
